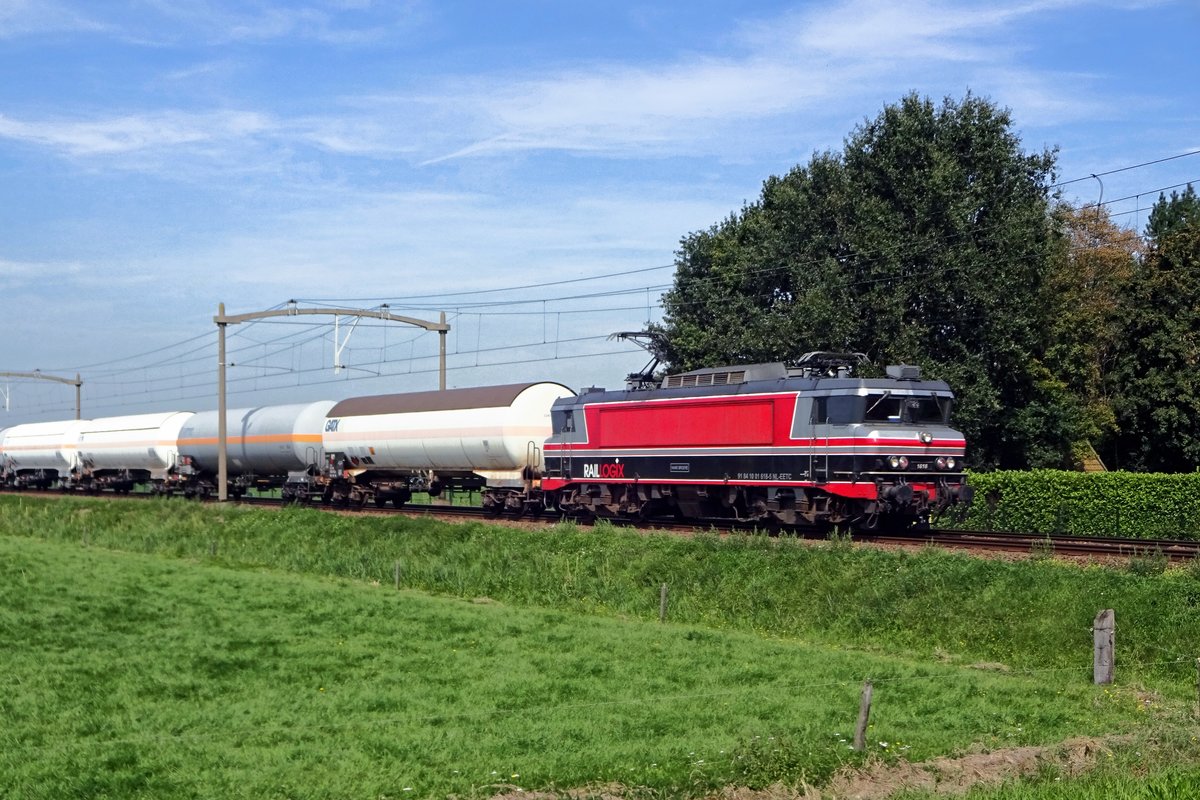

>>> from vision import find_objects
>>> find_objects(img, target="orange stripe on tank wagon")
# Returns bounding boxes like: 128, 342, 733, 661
175, 434, 323, 446
324, 426, 547, 441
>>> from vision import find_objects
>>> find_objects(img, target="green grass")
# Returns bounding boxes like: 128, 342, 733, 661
893, 756, 1200, 799
0, 534, 1158, 799
3, 495, 1199, 798
4, 495, 1199, 693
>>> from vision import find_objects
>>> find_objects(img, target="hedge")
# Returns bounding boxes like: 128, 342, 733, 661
955, 470, 1200, 539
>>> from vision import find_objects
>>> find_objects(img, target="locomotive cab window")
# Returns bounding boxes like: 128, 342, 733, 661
864, 393, 949, 424
551, 408, 576, 434
811, 395, 859, 425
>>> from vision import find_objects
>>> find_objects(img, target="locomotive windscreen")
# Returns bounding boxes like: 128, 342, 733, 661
864, 393, 949, 424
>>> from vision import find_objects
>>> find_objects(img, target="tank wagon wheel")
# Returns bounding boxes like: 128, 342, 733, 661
509, 498, 527, 520
481, 491, 503, 518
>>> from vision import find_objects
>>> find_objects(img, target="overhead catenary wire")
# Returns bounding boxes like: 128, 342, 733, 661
1052, 148, 1200, 189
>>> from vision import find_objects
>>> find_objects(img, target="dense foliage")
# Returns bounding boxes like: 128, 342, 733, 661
958, 470, 1200, 539
653, 93, 1200, 472
1109, 186, 1200, 471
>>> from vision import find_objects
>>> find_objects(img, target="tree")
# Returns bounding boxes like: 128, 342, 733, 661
1110, 186, 1200, 471
655, 93, 1067, 468
1041, 204, 1141, 467
1145, 184, 1200, 241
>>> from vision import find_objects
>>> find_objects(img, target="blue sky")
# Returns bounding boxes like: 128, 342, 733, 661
1, 0, 1197, 422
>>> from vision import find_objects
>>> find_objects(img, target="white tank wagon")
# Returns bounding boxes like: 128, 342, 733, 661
176, 401, 335, 499
320, 382, 574, 509
71, 411, 196, 492
0, 419, 87, 489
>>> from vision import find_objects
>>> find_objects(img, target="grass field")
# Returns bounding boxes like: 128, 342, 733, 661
3, 495, 1200, 798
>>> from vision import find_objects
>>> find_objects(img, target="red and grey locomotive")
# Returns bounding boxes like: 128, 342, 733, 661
541, 353, 970, 529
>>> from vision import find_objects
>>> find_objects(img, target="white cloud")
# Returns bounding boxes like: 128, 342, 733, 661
0, 0, 104, 38
0, 0, 1137, 170
783, 0, 1085, 58
0, 257, 84, 288
82, 186, 712, 314
418, 0, 1106, 163
75, 0, 427, 46
0, 110, 271, 156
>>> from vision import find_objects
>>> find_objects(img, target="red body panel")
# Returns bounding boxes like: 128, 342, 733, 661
595, 399, 776, 447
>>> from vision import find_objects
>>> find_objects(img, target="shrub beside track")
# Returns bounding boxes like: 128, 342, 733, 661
959, 470, 1200, 539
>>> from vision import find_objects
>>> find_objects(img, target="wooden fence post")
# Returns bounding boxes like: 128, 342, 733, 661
394, 560, 402, 590
1093, 609, 1115, 685
659, 583, 668, 622
1194, 658, 1200, 719
853, 680, 873, 751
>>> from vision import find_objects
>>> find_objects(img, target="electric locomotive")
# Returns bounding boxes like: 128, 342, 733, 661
541, 353, 970, 529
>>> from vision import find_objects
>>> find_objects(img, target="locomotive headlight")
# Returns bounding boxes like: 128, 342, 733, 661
898, 456, 909, 469
936, 456, 948, 469
919, 431, 933, 444
946, 457, 957, 469
888, 455, 901, 469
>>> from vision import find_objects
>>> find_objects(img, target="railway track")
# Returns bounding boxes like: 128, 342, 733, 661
10, 490, 1200, 562
863, 528, 1200, 561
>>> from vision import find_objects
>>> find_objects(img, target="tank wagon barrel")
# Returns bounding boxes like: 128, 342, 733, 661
175, 401, 335, 499
319, 382, 574, 510
0, 419, 88, 489
73, 411, 195, 492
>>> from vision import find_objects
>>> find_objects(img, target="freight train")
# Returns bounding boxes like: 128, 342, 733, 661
0, 353, 970, 529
